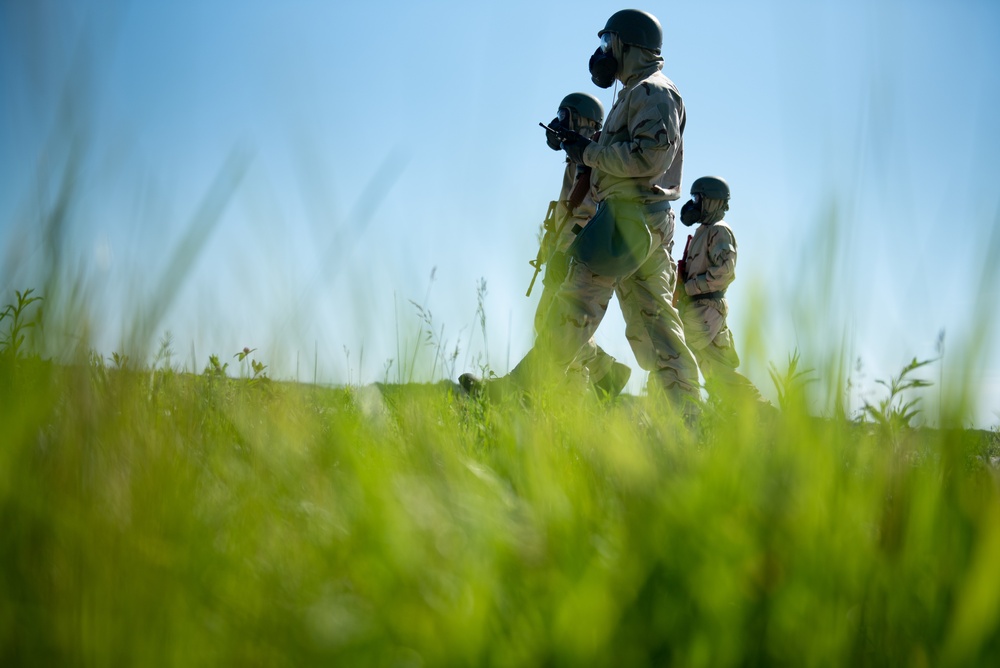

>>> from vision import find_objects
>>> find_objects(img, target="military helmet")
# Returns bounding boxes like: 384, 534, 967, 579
559, 92, 604, 125
598, 9, 662, 54
690, 176, 731, 201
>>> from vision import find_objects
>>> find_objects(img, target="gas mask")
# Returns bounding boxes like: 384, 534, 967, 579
680, 193, 701, 227
589, 33, 618, 89
681, 194, 729, 226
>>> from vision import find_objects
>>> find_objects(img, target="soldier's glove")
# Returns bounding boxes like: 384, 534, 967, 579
560, 131, 592, 164
545, 117, 563, 151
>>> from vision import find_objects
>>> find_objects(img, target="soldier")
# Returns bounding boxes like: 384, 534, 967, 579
533, 93, 632, 397
675, 176, 766, 404
535, 93, 607, 345
461, 93, 631, 399
463, 9, 700, 409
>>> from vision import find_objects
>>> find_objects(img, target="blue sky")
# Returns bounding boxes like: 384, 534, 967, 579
2, 0, 999, 425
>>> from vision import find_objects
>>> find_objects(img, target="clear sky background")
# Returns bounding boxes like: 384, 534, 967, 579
2, 0, 999, 426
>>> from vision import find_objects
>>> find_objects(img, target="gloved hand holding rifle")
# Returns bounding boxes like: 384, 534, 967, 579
540, 122, 593, 164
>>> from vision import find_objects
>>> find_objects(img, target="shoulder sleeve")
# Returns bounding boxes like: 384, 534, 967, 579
693, 225, 736, 293
709, 225, 737, 266
585, 82, 682, 179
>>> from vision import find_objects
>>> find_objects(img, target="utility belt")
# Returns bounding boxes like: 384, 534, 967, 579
690, 290, 726, 301
643, 199, 673, 214
570, 199, 671, 235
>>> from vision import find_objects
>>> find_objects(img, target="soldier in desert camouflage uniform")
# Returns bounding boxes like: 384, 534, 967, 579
535, 9, 700, 406
531, 93, 632, 397
535, 94, 606, 341
461, 94, 633, 399
675, 176, 765, 403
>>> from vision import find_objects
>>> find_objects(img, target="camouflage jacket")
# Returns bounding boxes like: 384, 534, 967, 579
582, 47, 685, 205
683, 221, 737, 297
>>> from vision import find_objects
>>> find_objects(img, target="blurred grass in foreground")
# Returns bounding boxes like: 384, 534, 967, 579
2, 324, 999, 666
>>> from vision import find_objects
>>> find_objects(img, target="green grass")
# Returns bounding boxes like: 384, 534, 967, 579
2, 337, 999, 666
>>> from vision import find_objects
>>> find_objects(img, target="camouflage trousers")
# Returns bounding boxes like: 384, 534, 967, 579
529, 250, 616, 383
680, 299, 764, 402
534, 210, 700, 400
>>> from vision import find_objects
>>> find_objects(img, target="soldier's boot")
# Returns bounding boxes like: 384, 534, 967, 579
647, 374, 703, 427
591, 361, 632, 399
679, 394, 703, 428
458, 373, 521, 403
458, 372, 483, 395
